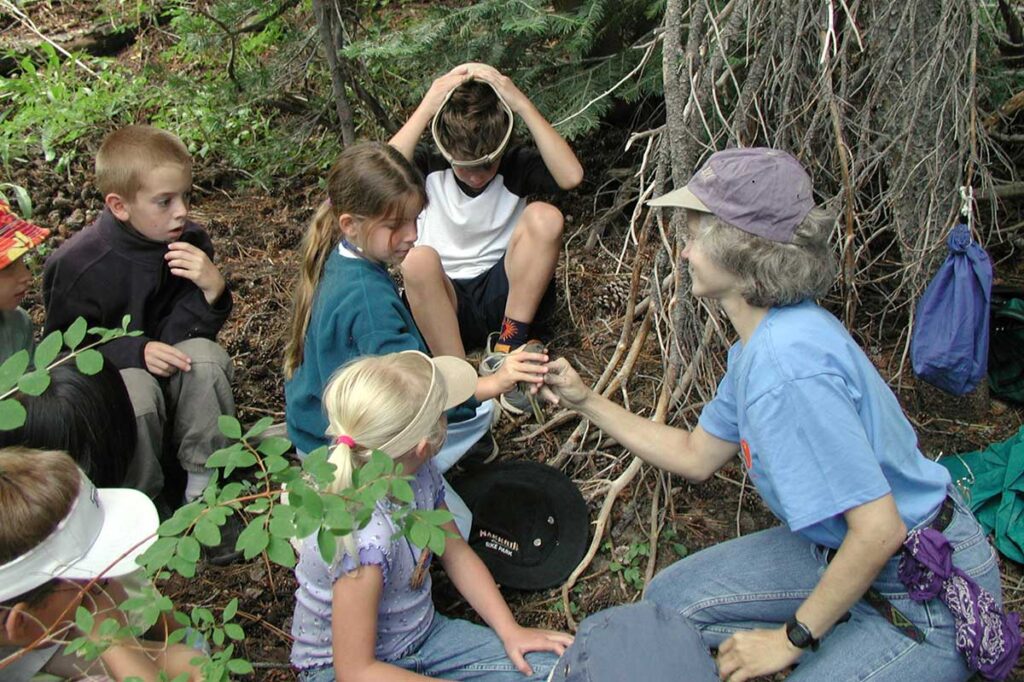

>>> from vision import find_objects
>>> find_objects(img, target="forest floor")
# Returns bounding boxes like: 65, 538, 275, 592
5, 3, 1024, 680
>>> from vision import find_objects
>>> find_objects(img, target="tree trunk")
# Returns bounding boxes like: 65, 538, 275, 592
312, 0, 356, 147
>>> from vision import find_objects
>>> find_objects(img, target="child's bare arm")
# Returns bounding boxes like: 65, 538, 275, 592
438, 517, 572, 676
389, 64, 472, 160
87, 582, 205, 682
331, 566, 431, 682
467, 64, 583, 190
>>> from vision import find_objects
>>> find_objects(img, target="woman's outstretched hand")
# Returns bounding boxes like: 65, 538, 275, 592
541, 357, 591, 409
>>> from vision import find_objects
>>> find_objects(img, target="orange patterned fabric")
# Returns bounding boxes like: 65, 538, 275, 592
0, 200, 50, 269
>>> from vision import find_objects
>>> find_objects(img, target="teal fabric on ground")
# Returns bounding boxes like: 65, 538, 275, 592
939, 425, 1024, 563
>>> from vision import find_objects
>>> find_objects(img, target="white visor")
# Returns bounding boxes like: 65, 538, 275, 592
0, 470, 159, 602
376, 351, 477, 457
430, 77, 515, 168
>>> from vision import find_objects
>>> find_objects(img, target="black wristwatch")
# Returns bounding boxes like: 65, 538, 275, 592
785, 616, 820, 651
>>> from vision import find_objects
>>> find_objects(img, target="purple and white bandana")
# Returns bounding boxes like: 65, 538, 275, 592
898, 527, 1021, 680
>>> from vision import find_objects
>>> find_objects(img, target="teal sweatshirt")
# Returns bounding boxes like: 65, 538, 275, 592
284, 248, 476, 454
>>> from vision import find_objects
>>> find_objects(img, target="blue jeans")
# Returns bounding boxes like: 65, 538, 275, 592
435, 400, 493, 539
644, 491, 1001, 681
298, 613, 558, 681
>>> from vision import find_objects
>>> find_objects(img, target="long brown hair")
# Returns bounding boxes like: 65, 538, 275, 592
283, 142, 427, 378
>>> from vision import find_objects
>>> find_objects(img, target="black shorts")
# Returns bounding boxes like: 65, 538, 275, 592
452, 254, 556, 351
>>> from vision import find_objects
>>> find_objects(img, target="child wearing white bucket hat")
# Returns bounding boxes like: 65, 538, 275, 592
290, 351, 572, 681
0, 447, 204, 680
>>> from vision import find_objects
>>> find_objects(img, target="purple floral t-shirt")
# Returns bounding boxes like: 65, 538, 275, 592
290, 460, 446, 670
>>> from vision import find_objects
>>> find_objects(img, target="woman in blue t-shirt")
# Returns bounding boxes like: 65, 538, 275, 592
542, 149, 1017, 681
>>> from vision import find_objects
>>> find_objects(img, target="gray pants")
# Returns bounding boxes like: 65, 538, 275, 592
120, 338, 236, 498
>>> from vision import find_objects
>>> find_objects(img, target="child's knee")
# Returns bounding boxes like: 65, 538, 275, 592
400, 245, 444, 284
521, 202, 564, 243
175, 338, 233, 376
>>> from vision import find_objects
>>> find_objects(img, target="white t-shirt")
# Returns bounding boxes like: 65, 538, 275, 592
414, 146, 562, 280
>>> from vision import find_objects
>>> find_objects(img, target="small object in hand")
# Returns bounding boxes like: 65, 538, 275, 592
517, 341, 546, 423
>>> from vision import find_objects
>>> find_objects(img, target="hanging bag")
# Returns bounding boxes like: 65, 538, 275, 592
910, 223, 993, 395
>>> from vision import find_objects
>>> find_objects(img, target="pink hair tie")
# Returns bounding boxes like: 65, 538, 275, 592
333, 434, 356, 448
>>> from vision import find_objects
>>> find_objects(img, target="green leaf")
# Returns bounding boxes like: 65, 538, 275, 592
236, 521, 269, 560
224, 623, 245, 640
168, 552, 196, 573
366, 478, 389, 502
63, 317, 87, 351
418, 509, 454, 526
317, 527, 337, 565
75, 606, 94, 633
243, 417, 273, 440
222, 598, 238, 622
158, 503, 202, 536
75, 349, 104, 375
391, 478, 415, 503
258, 436, 291, 458
33, 330, 62, 369
227, 659, 254, 675
138, 537, 177, 571
218, 415, 242, 439
0, 182, 33, 218
671, 542, 689, 558
177, 536, 201, 563
266, 536, 296, 568
0, 399, 27, 430
17, 370, 50, 397
0, 350, 30, 393
193, 518, 222, 547
205, 444, 242, 469
409, 521, 430, 549
427, 525, 447, 555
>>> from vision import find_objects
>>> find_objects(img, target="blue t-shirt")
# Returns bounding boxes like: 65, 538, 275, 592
698, 301, 950, 548
290, 460, 445, 669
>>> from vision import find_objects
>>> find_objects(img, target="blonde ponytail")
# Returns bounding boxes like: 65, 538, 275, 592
320, 354, 443, 562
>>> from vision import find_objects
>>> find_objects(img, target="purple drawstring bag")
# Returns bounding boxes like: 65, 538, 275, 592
899, 527, 1021, 680
911, 224, 993, 395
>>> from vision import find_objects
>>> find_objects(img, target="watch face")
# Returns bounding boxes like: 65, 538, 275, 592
786, 619, 815, 649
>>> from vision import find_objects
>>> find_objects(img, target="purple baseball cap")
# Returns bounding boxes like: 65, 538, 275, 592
648, 148, 815, 243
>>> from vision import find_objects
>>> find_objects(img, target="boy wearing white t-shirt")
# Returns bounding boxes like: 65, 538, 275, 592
390, 62, 583, 414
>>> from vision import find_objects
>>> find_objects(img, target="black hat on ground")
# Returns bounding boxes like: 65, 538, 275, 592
451, 461, 588, 590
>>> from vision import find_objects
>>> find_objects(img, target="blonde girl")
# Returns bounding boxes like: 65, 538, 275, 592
283, 143, 548, 510
290, 351, 571, 681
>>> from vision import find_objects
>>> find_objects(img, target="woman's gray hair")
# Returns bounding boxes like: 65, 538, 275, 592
695, 208, 838, 307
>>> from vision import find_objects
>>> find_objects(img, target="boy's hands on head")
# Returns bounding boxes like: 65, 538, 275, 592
463, 63, 531, 114
499, 624, 573, 676
145, 341, 191, 377
165, 241, 226, 305
540, 357, 591, 409
421, 64, 473, 117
